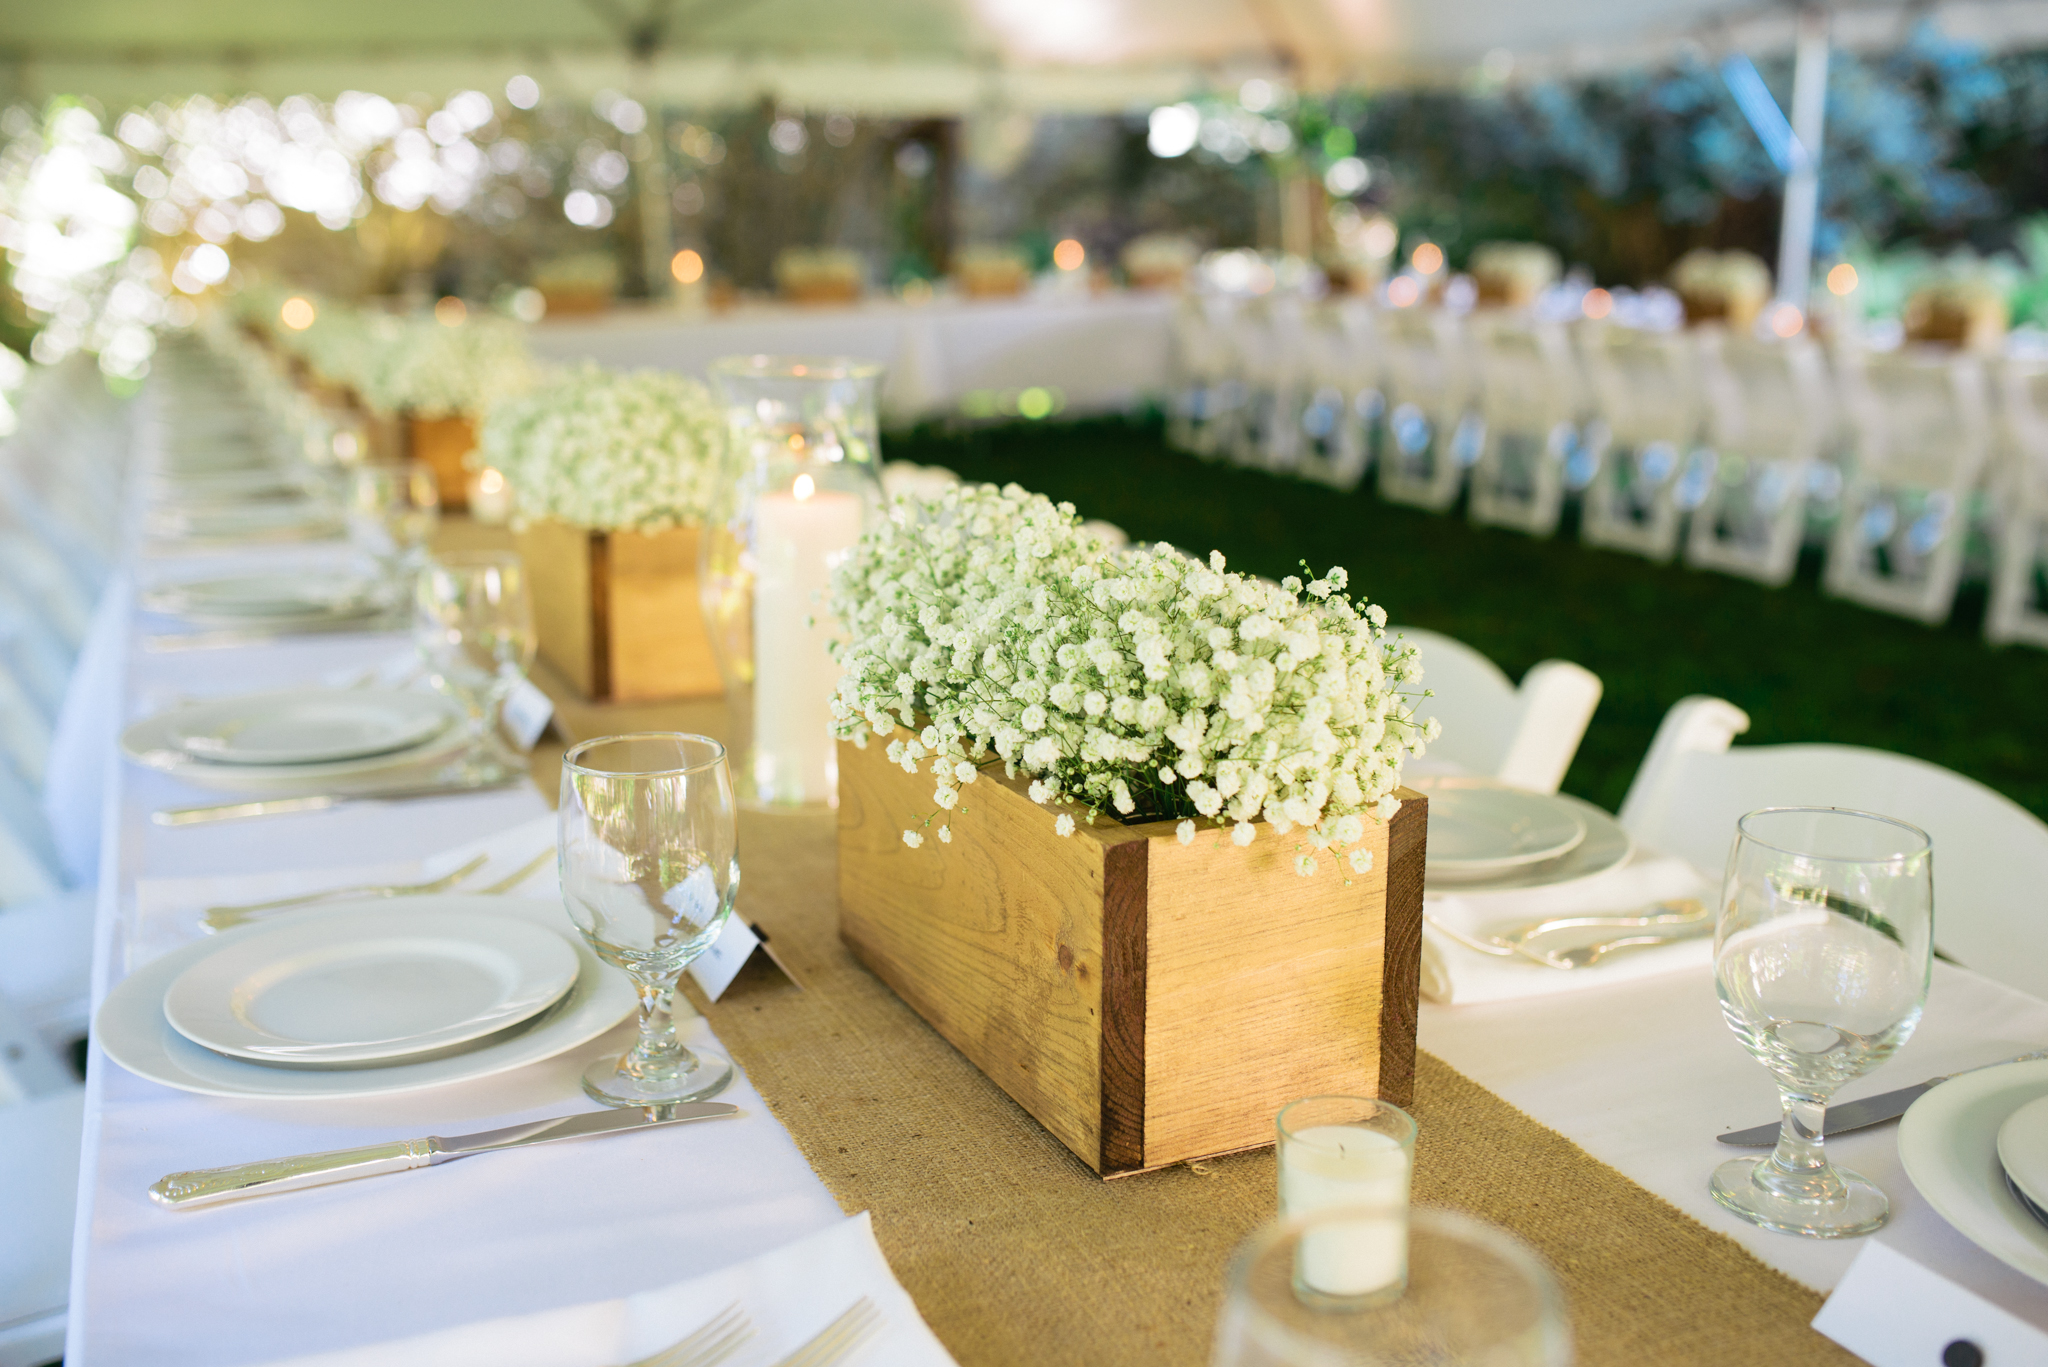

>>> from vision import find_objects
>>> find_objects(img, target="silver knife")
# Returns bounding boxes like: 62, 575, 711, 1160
150, 1103, 740, 1208
1717, 1050, 2048, 1146
153, 774, 526, 826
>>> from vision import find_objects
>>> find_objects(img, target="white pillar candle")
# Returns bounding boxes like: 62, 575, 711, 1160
1278, 1124, 1412, 1300
751, 475, 864, 804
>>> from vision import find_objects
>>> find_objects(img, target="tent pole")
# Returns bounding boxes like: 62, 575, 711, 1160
1775, 6, 1829, 312
635, 73, 675, 302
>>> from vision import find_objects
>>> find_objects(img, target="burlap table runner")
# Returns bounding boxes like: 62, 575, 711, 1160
490, 560, 1859, 1367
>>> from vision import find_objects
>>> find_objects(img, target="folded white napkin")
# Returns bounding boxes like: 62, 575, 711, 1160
256, 1211, 957, 1367
128, 814, 560, 970
1420, 853, 1712, 1005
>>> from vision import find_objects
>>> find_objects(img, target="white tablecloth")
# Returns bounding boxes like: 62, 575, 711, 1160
527, 291, 1179, 422
66, 575, 843, 1366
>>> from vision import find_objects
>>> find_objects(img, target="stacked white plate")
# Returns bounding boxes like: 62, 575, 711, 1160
1900, 1058, 2048, 1287
97, 897, 636, 1098
143, 571, 393, 630
147, 499, 345, 544
1407, 774, 1632, 891
122, 688, 470, 791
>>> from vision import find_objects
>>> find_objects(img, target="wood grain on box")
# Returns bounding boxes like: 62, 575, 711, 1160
407, 414, 477, 510
837, 732, 1425, 1177
514, 518, 723, 703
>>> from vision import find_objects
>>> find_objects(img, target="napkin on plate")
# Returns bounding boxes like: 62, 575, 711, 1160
1421, 853, 1712, 1005
128, 813, 559, 969
255, 1211, 957, 1367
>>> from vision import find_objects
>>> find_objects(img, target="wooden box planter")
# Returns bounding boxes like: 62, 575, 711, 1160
837, 734, 1426, 1178
513, 518, 724, 703
407, 414, 478, 511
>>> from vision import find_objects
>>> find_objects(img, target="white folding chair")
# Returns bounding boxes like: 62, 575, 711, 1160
1375, 307, 1474, 512
1398, 627, 1603, 794
1166, 292, 1248, 460
1229, 293, 1312, 473
1987, 360, 2048, 648
1618, 696, 2048, 1000
0, 988, 82, 1367
1288, 306, 1371, 490
1465, 314, 1582, 537
1684, 333, 1833, 586
1822, 348, 1991, 625
1578, 324, 1706, 562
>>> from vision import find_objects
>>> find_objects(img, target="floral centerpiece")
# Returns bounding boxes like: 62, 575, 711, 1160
484, 363, 728, 701
829, 482, 1434, 874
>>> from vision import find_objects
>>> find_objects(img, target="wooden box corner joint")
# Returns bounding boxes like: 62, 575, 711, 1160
836, 734, 1426, 1178
513, 518, 724, 703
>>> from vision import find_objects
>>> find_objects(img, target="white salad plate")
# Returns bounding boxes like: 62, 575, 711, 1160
148, 500, 343, 543
1407, 776, 1589, 882
1898, 1058, 2048, 1288
123, 689, 469, 788
98, 897, 634, 1100
2000, 1094, 2048, 1215
143, 572, 386, 628
159, 688, 450, 765
162, 907, 580, 1065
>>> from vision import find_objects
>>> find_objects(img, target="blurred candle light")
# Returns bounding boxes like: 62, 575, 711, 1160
1827, 263, 1859, 296
433, 296, 467, 326
671, 249, 705, 284
467, 466, 514, 524
1053, 238, 1086, 271
1582, 288, 1613, 320
1386, 275, 1421, 308
280, 296, 316, 331
1770, 303, 1805, 338
1411, 242, 1444, 275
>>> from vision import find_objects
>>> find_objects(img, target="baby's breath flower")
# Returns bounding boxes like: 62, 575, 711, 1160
830, 484, 1424, 870
1348, 848, 1374, 873
937, 825, 954, 844
902, 829, 924, 848
1176, 819, 1196, 845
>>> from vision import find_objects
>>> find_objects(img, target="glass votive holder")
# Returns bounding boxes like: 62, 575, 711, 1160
1214, 1207, 1571, 1367
1276, 1096, 1418, 1307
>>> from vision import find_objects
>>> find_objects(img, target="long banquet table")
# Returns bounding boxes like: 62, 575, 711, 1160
69, 497, 2048, 1360
525, 291, 1179, 422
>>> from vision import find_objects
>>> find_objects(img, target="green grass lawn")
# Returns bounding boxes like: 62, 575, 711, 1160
885, 415, 2048, 822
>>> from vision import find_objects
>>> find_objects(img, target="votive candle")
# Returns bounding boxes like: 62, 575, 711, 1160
750, 473, 864, 804
1276, 1096, 1417, 1303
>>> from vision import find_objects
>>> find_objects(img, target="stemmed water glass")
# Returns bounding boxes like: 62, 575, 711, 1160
1711, 806, 1934, 1237
558, 733, 738, 1107
348, 461, 441, 596
414, 550, 536, 776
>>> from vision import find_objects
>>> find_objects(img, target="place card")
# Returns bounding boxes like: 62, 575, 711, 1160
688, 918, 804, 1002
1813, 1240, 2048, 1366
500, 677, 554, 752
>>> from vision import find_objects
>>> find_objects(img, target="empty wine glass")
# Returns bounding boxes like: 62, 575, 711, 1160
348, 461, 440, 592
414, 551, 536, 773
1214, 1207, 1570, 1367
1711, 806, 1933, 1237
559, 733, 738, 1107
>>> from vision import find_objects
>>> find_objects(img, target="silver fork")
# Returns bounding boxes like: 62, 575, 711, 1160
773, 1298, 882, 1367
1424, 899, 1704, 959
622, 1303, 754, 1367
200, 853, 489, 932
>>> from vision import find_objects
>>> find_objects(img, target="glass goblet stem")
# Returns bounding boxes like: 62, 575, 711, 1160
620, 975, 689, 1082
1759, 1089, 1844, 1205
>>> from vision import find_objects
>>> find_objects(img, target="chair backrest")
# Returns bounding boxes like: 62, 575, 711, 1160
1619, 696, 2048, 1000
1398, 628, 1602, 794
1579, 324, 1703, 445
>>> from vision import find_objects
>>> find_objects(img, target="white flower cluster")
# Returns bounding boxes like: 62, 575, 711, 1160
480, 362, 726, 532
243, 287, 537, 418
830, 483, 1436, 874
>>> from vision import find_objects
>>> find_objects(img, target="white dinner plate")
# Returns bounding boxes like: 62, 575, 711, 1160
163, 907, 579, 1064
1408, 776, 1587, 881
1423, 792, 1633, 892
143, 572, 387, 627
161, 689, 450, 765
147, 500, 344, 543
98, 897, 634, 1100
1898, 1058, 2048, 1288
1999, 1094, 2048, 1214
122, 690, 471, 788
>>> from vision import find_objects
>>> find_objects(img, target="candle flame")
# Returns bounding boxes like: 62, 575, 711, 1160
793, 473, 816, 501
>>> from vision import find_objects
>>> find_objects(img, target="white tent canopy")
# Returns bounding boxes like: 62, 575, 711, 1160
9, 0, 2048, 114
